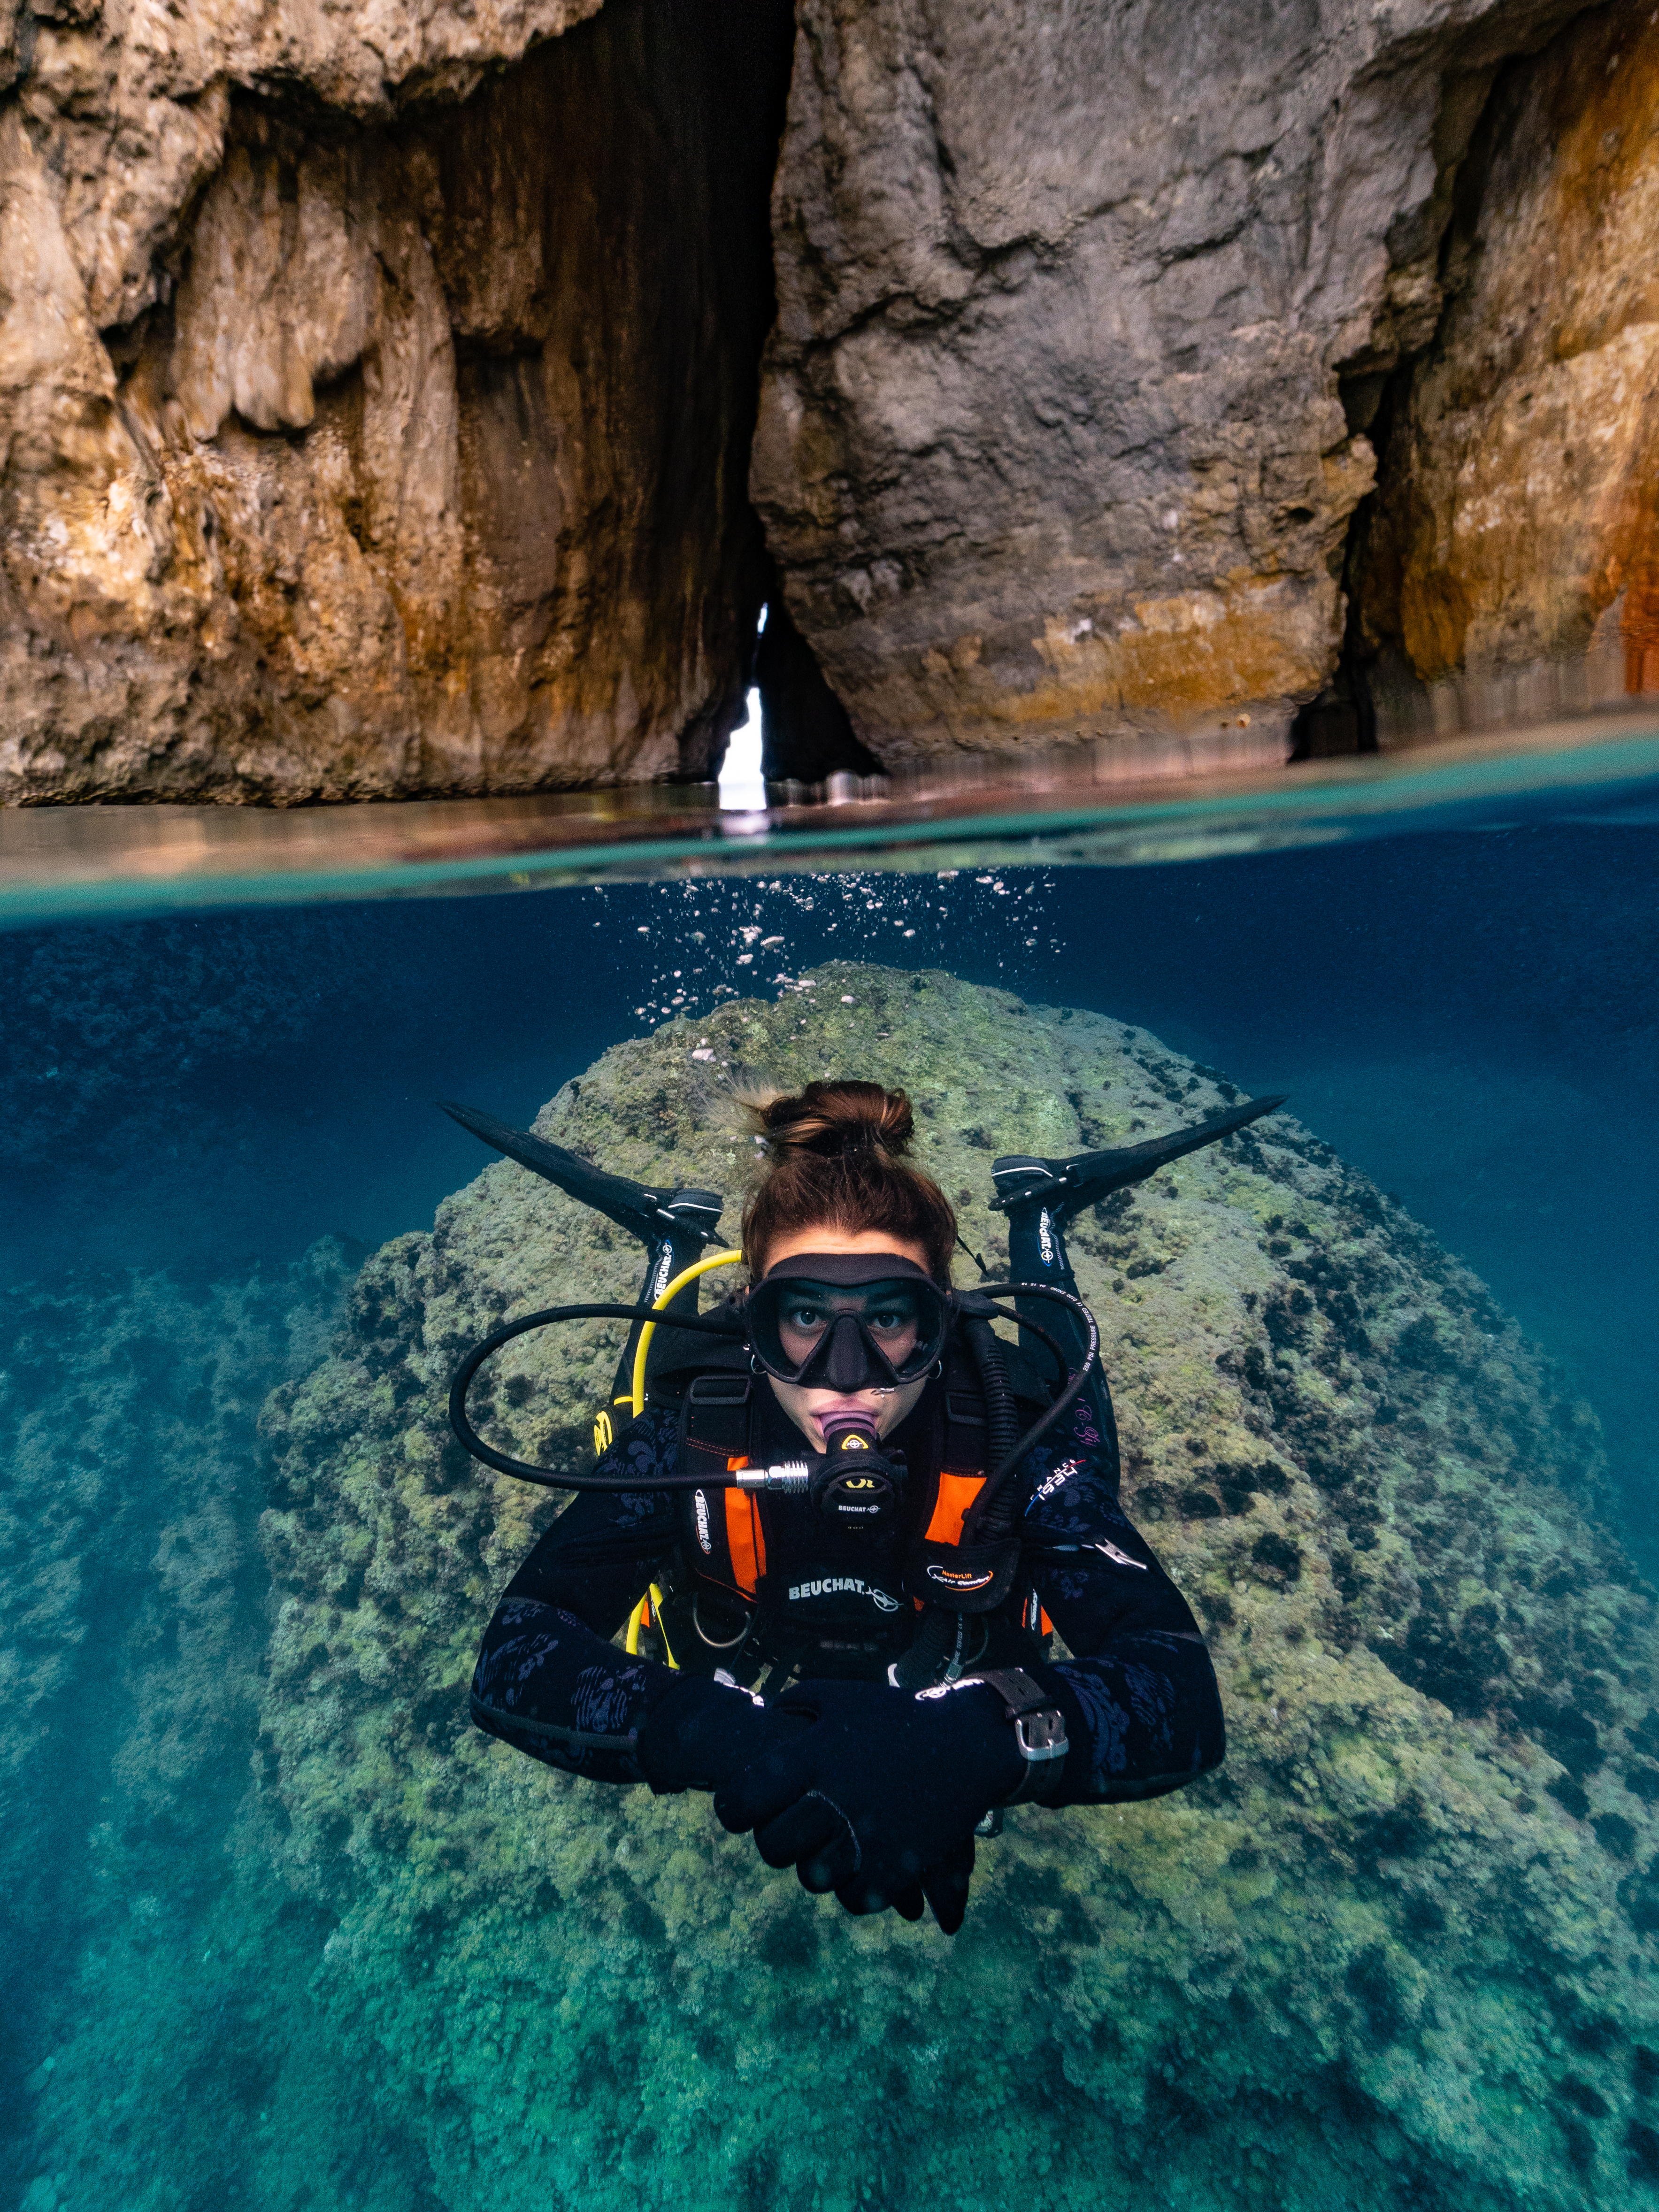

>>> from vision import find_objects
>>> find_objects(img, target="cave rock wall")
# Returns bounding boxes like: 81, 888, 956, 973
753, 0, 1601, 766
11, 0, 1659, 795
1357, 3, 1659, 728
0, 0, 791, 801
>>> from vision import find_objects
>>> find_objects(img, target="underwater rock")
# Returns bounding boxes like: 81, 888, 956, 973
0, 1245, 358, 2199
0, 0, 791, 802
1357, 6, 1659, 718
254, 964, 1659, 2211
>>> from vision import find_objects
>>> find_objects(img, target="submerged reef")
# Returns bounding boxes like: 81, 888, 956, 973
0, 1245, 398, 2210
241, 964, 1659, 2212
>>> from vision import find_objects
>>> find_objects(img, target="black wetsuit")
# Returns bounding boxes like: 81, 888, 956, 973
472, 1377, 1224, 1806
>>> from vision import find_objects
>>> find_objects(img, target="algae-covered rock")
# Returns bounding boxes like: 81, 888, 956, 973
0, 1247, 353, 1902
256, 964, 1659, 2212
0, 1245, 373, 2207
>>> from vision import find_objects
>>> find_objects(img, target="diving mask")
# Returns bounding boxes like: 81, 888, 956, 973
744, 1253, 951, 1393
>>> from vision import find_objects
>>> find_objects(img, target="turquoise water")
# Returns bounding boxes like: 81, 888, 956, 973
8, 753, 1659, 2209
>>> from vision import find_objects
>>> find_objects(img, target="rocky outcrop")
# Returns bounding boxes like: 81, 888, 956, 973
0, 0, 792, 801
1355, 4, 1659, 729
232, 965, 1659, 2212
752, 0, 1597, 764
8, 0, 1659, 797
0, 1246, 360, 2204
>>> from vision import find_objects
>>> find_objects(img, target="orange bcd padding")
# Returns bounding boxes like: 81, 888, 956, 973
713, 1460, 1051, 1630
725, 1488, 767, 1593
924, 1469, 985, 1545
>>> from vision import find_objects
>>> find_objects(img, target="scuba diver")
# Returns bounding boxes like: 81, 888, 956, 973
447, 1078, 1283, 1933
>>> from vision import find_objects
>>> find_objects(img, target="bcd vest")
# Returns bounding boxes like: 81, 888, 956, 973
654, 1338, 1055, 1688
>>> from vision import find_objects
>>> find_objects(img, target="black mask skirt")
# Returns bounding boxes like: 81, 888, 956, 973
743, 1253, 951, 1393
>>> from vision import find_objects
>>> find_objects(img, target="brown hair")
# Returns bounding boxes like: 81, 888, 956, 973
739, 1079, 957, 1283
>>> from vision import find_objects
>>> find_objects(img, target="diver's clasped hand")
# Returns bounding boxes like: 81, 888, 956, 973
635, 1672, 772, 1795
710, 1676, 1029, 1934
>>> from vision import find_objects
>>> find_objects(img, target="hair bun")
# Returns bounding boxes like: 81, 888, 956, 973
738, 1075, 956, 1283
754, 1079, 914, 1160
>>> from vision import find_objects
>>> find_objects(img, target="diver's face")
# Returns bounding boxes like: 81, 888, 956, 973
758, 1226, 936, 1447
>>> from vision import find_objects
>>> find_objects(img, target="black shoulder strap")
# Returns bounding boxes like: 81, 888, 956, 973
650, 1334, 752, 1408
1001, 1339, 1056, 1411
676, 1371, 763, 1600
677, 1367, 753, 1470
940, 1336, 990, 1474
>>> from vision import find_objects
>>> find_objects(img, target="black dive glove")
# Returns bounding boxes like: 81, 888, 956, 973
712, 1675, 1043, 1928
635, 1672, 773, 1795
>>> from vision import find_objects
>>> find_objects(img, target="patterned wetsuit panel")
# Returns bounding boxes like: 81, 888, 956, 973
1020, 1411, 1224, 1805
470, 1410, 682, 1782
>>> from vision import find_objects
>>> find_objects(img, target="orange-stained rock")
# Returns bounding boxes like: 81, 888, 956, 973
750, 0, 1537, 768
11, 0, 1654, 798
1360, 6, 1659, 707
0, 4, 791, 802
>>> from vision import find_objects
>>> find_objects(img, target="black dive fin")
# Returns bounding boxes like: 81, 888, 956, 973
438, 1101, 724, 1250
991, 1093, 1286, 1218
441, 1100, 730, 1412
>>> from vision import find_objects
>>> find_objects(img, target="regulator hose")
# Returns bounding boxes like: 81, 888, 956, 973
448, 1282, 1101, 1516
449, 1301, 745, 1490
958, 1282, 1102, 1541
961, 1313, 1020, 1496
894, 1281, 1104, 1687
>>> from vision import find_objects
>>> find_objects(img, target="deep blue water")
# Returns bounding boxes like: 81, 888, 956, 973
6, 821, 1655, 1559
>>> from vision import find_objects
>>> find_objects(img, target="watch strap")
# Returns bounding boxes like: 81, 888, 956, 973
965, 1666, 1070, 1805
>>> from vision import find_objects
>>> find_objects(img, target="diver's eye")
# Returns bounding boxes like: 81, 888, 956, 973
868, 1307, 909, 1334
783, 1303, 826, 1334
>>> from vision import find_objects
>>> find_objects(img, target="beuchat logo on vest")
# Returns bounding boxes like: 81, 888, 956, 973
785, 1576, 903, 1613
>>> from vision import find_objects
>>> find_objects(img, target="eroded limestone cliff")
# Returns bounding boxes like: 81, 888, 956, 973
1356, 4, 1659, 726
5, 0, 1659, 796
0, 0, 792, 799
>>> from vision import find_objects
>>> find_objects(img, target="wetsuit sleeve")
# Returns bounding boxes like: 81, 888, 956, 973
1021, 1430, 1225, 1807
469, 1407, 683, 1784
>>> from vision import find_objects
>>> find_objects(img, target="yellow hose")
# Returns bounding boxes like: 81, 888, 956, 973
629, 1249, 745, 1418
625, 1583, 676, 1666
622, 1248, 744, 1668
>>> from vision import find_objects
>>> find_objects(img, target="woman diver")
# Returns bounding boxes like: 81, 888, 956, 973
461, 1079, 1260, 1933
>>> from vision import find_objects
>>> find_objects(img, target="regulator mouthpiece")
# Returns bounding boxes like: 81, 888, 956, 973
810, 1410, 906, 1528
